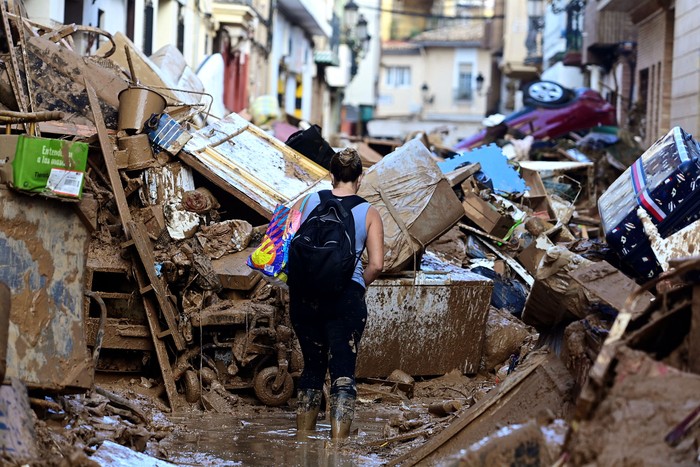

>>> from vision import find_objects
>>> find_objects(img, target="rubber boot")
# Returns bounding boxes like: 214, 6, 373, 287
330, 391, 356, 440
296, 388, 322, 431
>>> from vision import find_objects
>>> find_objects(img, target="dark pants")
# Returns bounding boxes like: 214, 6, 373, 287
289, 281, 367, 397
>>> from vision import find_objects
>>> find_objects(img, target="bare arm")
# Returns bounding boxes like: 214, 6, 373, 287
363, 206, 384, 287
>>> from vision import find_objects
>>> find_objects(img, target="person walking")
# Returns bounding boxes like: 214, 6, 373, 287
287, 148, 384, 440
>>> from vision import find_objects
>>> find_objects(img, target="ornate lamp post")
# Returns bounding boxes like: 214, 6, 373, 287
343, 1, 371, 79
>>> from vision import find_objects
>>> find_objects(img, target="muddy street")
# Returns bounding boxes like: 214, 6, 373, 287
3, 0, 700, 465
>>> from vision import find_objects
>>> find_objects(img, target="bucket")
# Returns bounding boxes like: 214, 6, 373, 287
117, 86, 167, 133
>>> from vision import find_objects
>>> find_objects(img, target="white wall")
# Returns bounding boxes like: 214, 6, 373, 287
542, 62, 584, 88
270, 11, 317, 121
540, 4, 584, 89
24, 0, 64, 25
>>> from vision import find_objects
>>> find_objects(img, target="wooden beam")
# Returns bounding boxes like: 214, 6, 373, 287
445, 162, 481, 187
0, 2, 29, 133
127, 221, 185, 351
85, 80, 133, 237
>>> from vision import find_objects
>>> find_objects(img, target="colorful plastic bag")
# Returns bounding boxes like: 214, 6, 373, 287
247, 202, 303, 282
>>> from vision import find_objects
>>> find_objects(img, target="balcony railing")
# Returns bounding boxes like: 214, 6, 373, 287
524, 15, 544, 65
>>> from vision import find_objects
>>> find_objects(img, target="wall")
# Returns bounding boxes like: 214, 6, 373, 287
637, 8, 673, 144
156, 0, 178, 54
375, 50, 422, 117
542, 62, 584, 89
269, 11, 316, 121
502, 0, 529, 68
24, 0, 65, 24
670, 0, 700, 136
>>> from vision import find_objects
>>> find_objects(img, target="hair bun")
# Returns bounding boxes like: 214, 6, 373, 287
337, 148, 360, 167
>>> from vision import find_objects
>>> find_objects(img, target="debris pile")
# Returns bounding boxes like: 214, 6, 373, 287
3, 9, 700, 466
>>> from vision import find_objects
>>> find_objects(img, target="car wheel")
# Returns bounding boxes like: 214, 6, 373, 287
183, 369, 201, 403
523, 81, 571, 106
253, 366, 294, 407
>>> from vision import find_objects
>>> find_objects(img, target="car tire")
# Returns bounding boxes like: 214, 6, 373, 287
523, 81, 571, 106
253, 366, 294, 407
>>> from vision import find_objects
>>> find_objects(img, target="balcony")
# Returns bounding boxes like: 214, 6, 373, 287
582, 0, 636, 66
524, 15, 544, 66
597, 0, 669, 20
278, 0, 331, 37
210, 0, 254, 29
562, 2, 583, 66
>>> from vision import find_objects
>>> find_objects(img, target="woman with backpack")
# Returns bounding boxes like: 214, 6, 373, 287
287, 147, 384, 440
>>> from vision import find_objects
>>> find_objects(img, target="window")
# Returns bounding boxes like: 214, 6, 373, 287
456, 63, 473, 100
385, 66, 411, 87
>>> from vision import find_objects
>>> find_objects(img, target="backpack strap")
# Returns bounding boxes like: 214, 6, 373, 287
298, 193, 312, 215
318, 190, 366, 220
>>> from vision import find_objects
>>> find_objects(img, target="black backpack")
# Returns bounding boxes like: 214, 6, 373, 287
287, 190, 366, 297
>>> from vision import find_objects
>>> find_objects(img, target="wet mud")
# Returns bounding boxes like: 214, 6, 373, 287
160, 408, 391, 466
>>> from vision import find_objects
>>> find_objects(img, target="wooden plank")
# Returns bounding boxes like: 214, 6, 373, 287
131, 256, 181, 410
85, 80, 133, 237
128, 221, 185, 351
444, 162, 481, 187
387, 352, 571, 466
13, 3, 36, 117
85, 318, 154, 351
0, 2, 29, 133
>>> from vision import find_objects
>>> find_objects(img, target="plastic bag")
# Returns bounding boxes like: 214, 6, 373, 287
247, 204, 302, 282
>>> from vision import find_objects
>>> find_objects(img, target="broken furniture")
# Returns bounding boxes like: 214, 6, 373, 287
357, 269, 492, 378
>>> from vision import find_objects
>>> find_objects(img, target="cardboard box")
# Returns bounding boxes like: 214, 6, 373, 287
358, 138, 465, 272
11, 136, 88, 198
462, 192, 513, 238
516, 234, 555, 274
520, 167, 554, 220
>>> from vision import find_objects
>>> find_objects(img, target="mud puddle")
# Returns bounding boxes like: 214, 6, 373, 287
159, 406, 391, 466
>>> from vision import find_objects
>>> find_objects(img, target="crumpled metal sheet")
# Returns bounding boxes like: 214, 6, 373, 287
0, 188, 92, 390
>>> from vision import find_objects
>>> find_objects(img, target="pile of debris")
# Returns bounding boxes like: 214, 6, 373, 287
3, 7, 700, 466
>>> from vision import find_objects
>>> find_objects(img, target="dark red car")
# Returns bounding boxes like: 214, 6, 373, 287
454, 81, 617, 151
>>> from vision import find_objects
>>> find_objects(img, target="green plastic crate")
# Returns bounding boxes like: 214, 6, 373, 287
11, 136, 88, 198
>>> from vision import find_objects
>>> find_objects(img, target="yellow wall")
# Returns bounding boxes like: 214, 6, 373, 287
376, 46, 491, 119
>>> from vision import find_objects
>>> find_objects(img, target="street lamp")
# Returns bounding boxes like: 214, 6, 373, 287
476, 73, 485, 95
421, 83, 433, 105
343, 1, 371, 79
